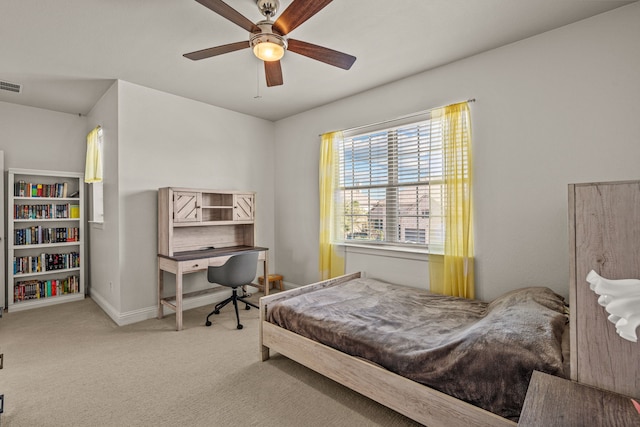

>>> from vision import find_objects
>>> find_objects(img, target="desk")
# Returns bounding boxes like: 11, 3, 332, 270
518, 371, 640, 426
158, 246, 268, 331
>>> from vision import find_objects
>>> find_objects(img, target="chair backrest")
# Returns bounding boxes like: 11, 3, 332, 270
207, 251, 258, 288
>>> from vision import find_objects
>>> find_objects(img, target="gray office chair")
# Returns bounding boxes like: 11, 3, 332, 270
205, 252, 259, 330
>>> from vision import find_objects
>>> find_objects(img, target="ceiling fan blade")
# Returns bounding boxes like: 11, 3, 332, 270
287, 39, 356, 70
272, 0, 333, 36
183, 41, 250, 60
264, 61, 284, 87
195, 0, 259, 33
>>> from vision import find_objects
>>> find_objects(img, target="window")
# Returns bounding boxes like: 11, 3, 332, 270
86, 127, 104, 223
91, 180, 104, 223
334, 112, 446, 250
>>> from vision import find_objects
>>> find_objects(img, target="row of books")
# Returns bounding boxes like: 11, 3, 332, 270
14, 180, 70, 198
13, 252, 80, 275
14, 203, 80, 220
14, 275, 80, 302
14, 226, 80, 245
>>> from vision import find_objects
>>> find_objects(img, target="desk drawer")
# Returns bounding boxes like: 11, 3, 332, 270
181, 260, 207, 273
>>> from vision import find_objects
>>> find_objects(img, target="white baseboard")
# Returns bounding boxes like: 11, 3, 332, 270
89, 282, 298, 327
89, 287, 235, 326
88, 290, 121, 324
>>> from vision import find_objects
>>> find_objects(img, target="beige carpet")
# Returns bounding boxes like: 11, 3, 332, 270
0, 294, 420, 427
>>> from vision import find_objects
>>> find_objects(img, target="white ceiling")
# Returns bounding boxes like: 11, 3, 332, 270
0, 0, 635, 121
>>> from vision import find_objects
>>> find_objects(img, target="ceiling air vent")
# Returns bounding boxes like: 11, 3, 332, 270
0, 80, 22, 93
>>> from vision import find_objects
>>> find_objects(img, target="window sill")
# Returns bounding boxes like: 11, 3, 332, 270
334, 242, 433, 261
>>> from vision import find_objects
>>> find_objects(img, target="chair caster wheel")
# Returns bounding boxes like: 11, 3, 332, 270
237, 324, 243, 330
205, 320, 212, 327
245, 305, 251, 310
214, 310, 220, 315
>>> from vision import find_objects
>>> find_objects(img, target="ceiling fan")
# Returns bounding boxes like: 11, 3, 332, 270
183, 0, 356, 87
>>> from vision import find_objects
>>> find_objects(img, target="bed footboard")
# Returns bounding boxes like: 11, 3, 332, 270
261, 321, 515, 427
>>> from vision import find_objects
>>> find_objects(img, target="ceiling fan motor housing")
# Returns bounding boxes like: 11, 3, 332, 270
250, 20, 288, 54
256, 0, 279, 18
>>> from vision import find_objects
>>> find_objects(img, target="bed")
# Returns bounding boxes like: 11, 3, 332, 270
259, 273, 568, 426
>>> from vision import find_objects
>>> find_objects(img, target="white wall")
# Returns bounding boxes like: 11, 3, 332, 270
273, 3, 640, 300
0, 101, 87, 171
85, 81, 120, 314
110, 81, 275, 320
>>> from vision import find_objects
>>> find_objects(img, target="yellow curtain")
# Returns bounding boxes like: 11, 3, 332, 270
84, 126, 103, 183
319, 131, 345, 280
429, 102, 475, 298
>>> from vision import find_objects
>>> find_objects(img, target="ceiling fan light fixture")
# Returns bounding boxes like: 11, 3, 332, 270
253, 41, 284, 61
251, 32, 287, 62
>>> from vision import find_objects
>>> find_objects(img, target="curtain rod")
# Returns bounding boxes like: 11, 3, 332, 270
319, 98, 476, 137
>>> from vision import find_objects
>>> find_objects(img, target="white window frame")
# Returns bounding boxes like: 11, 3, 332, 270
89, 128, 104, 225
333, 112, 446, 253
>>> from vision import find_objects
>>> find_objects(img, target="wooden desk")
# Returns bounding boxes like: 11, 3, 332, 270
157, 246, 268, 331
518, 371, 640, 426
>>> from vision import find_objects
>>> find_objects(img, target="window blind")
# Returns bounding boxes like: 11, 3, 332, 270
335, 113, 446, 249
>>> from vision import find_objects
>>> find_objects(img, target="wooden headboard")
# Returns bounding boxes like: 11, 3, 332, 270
568, 180, 640, 399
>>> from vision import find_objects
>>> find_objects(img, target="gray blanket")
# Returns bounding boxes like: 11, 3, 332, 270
267, 278, 568, 420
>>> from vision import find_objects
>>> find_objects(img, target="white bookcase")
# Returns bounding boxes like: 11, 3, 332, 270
7, 168, 85, 312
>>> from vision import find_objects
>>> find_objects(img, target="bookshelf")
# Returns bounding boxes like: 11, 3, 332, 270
7, 169, 85, 312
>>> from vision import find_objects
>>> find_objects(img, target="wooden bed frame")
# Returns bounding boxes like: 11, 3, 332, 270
259, 272, 516, 427
258, 180, 639, 426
